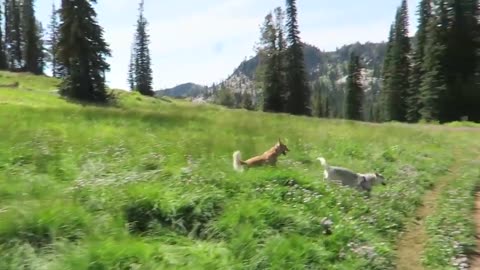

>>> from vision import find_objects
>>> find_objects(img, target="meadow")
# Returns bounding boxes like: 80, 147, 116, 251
0, 71, 479, 269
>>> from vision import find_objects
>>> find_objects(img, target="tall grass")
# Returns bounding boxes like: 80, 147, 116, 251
1, 72, 479, 269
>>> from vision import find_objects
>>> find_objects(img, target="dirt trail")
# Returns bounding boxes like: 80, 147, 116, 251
469, 189, 480, 270
395, 154, 463, 270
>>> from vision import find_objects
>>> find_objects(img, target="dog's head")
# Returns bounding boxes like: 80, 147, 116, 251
374, 172, 386, 185
274, 138, 290, 155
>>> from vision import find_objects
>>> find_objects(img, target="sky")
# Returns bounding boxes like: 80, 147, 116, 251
36, 0, 419, 90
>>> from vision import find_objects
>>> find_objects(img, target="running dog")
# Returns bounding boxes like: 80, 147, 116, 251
232, 139, 290, 172
317, 156, 385, 194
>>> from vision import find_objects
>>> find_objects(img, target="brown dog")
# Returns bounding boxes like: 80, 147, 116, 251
232, 139, 290, 171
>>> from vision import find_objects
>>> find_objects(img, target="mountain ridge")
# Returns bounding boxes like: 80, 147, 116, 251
156, 41, 387, 99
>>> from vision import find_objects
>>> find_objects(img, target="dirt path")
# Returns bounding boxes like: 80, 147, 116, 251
469, 189, 480, 270
395, 154, 463, 270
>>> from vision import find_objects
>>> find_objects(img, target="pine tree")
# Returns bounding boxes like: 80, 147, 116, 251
131, 0, 154, 96
257, 12, 284, 112
445, 0, 479, 121
274, 7, 287, 53
57, 0, 112, 103
241, 91, 254, 110
382, 0, 411, 121
311, 79, 329, 118
274, 6, 287, 108
419, 0, 449, 122
34, 20, 45, 74
22, 0, 43, 74
127, 43, 135, 91
345, 53, 364, 120
46, 3, 62, 77
380, 23, 395, 121
0, 4, 8, 70
5, 0, 23, 70
407, 0, 432, 122
285, 0, 310, 115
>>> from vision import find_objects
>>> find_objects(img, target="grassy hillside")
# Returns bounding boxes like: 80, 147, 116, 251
0, 72, 479, 269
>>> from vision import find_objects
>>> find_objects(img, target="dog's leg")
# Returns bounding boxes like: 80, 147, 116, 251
358, 176, 372, 198
232, 151, 244, 172
323, 170, 329, 180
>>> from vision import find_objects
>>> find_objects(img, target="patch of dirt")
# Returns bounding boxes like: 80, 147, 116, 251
395, 153, 463, 270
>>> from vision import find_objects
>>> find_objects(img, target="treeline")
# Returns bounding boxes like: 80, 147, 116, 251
0, 0, 154, 104
230, 0, 479, 123
381, 0, 479, 123
254, 0, 310, 116
4, 0, 478, 122
0, 0, 44, 74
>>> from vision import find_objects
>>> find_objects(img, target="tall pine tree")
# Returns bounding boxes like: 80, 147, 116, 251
380, 23, 395, 122
57, 0, 112, 103
5, 0, 23, 70
22, 0, 43, 74
344, 53, 364, 120
130, 0, 153, 96
407, 0, 432, 122
257, 12, 284, 112
46, 3, 62, 77
0, 4, 7, 70
419, 0, 449, 122
274, 6, 287, 106
382, 0, 411, 122
285, 0, 310, 115
127, 43, 135, 91
35, 21, 45, 74
445, 0, 479, 121
311, 79, 329, 118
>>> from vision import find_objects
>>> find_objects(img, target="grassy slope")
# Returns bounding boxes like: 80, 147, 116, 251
0, 71, 478, 269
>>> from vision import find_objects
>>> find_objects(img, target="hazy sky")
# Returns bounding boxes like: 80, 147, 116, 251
37, 0, 419, 90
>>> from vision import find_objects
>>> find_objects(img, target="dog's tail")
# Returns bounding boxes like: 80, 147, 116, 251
233, 151, 244, 172
317, 157, 328, 168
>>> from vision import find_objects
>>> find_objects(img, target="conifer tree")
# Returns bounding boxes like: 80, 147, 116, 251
130, 0, 154, 96
381, 0, 411, 121
419, 0, 449, 122
407, 0, 431, 122
257, 12, 284, 112
34, 20, 45, 74
46, 3, 62, 77
345, 53, 364, 120
445, 0, 479, 121
0, 4, 7, 70
241, 91, 254, 110
274, 6, 287, 108
57, 0, 111, 103
22, 0, 43, 74
127, 43, 135, 91
380, 23, 395, 121
311, 80, 329, 118
5, 0, 23, 70
285, 0, 310, 115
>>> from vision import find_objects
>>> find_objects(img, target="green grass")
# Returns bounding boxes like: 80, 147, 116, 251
445, 121, 480, 128
1, 71, 479, 269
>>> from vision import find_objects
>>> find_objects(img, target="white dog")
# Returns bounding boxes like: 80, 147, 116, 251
317, 157, 385, 194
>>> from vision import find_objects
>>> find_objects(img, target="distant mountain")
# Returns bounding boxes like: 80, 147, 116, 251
205, 41, 387, 102
155, 82, 207, 98
158, 41, 388, 100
